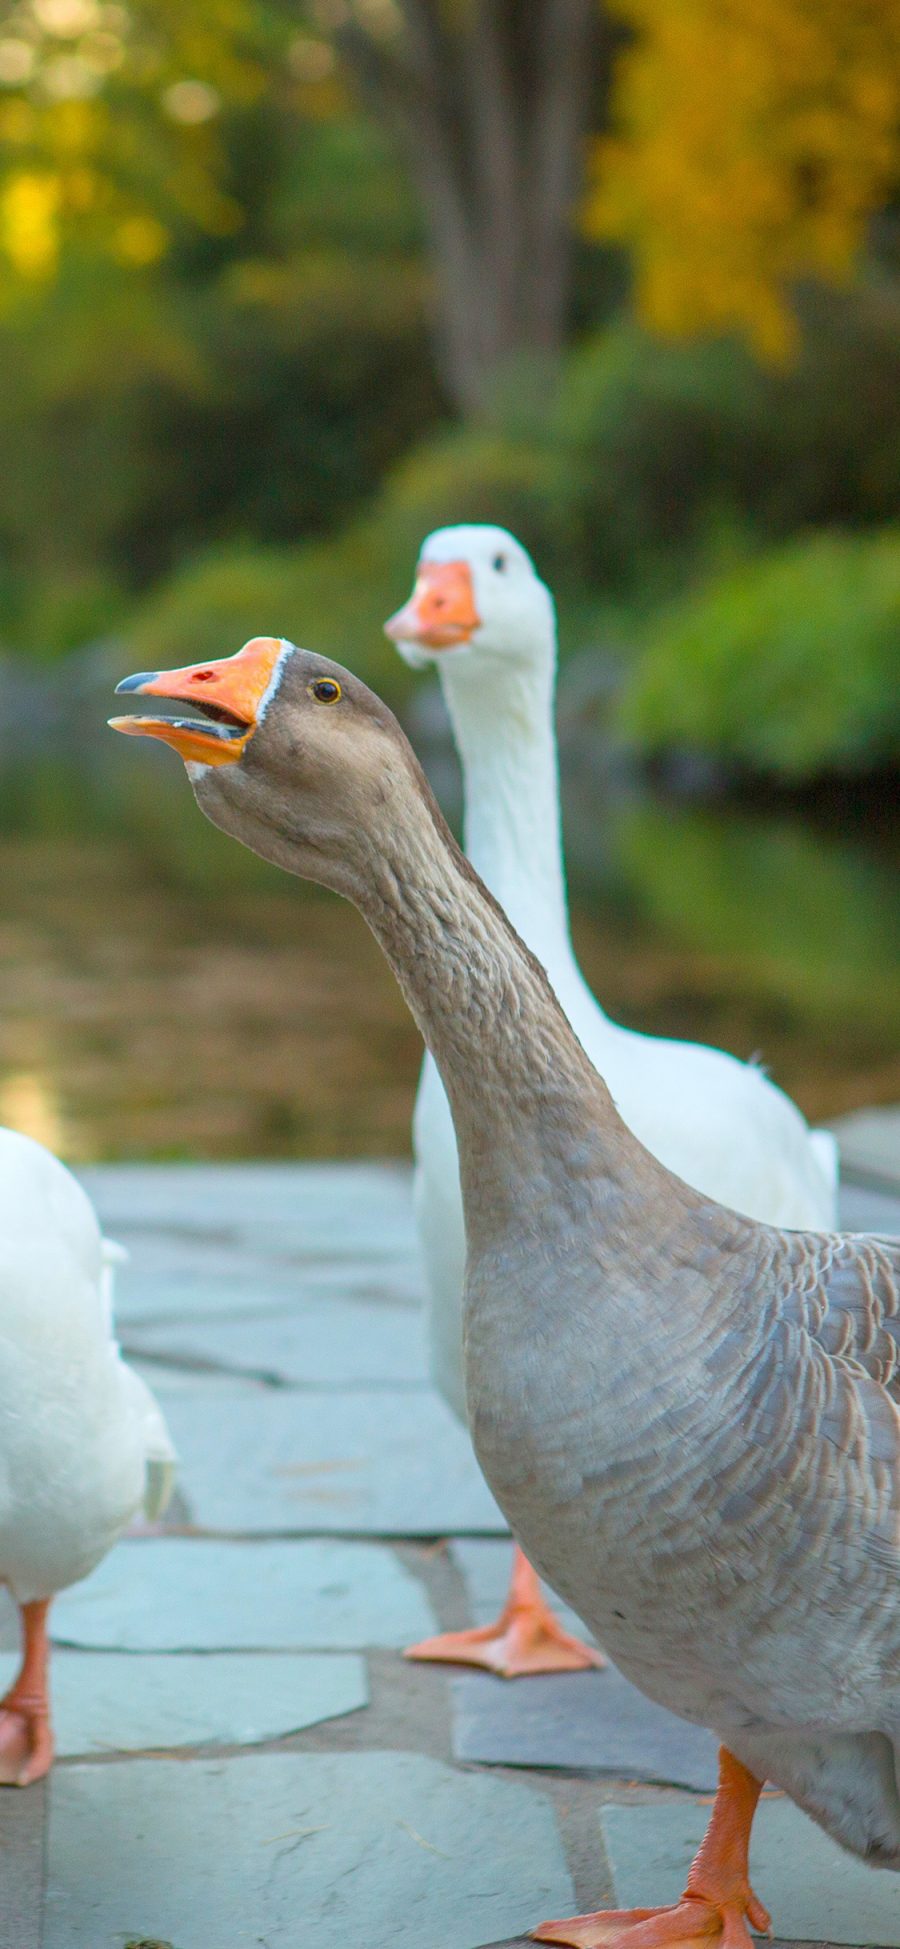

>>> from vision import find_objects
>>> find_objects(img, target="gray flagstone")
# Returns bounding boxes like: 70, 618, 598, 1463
52, 1537, 436, 1650
123, 1295, 428, 1386
157, 1381, 506, 1534
0, 1649, 367, 1754
452, 1668, 719, 1791
43, 1752, 573, 1949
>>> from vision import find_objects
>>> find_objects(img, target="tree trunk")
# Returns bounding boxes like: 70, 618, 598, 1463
336, 0, 607, 417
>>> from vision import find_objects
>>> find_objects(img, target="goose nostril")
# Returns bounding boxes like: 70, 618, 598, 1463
191, 670, 217, 682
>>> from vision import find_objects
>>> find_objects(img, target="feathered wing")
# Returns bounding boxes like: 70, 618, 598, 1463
779, 1229, 900, 1402
763, 1227, 900, 1583
709, 1221, 900, 1867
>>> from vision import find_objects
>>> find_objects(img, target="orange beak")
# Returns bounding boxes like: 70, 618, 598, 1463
108, 636, 285, 766
385, 559, 480, 650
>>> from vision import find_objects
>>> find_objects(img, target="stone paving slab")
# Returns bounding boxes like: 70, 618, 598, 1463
452, 1669, 719, 1790
43, 1752, 574, 1949
116, 1242, 424, 1321
158, 1381, 507, 1534
81, 1160, 418, 1251
0, 1649, 367, 1755
0, 1781, 45, 1949
123, 1294, 429, 1385
451, 1539, 597, 1645
52, 1538, 436, 1649
601, 1797, 900, 1944
84, 1160, 424, 1323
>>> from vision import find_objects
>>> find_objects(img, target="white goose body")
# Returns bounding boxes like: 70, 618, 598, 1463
0, 1127, 174, 1604
390, 526, 838, 1421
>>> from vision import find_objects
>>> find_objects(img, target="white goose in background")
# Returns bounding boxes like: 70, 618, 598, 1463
0, 1126, 175, 1783
385, 524, 839, 1676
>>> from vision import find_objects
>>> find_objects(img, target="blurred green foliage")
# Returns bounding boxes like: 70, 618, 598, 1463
127, 423, 557, 690
125, 282, 900, 785
547, 284, 900, 585
1, 32, 898, 786
621, 528, 900, 779
613, 798, 900, 1055
0, 107, 441, 655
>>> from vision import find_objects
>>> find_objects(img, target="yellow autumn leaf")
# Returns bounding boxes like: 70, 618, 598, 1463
1, 171, 60, 277
588, 0, 900, 359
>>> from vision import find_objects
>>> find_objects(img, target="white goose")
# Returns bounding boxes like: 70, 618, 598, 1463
384, 525, 839, 1674
111, 639, 899, 1946
0, 1126, 175, 1784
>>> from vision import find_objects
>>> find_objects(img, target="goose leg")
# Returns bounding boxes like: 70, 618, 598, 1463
534, 1749, 770, 1948
405, 1545, 605, 1676
0, 1598, 54, 1787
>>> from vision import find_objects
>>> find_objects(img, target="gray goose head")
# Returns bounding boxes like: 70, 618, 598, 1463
110, 636, 429, 896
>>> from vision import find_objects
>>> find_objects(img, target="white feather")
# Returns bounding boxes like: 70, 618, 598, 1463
0, 1128, 175, 1602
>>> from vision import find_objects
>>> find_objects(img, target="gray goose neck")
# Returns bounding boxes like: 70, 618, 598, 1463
347, 798, 636, 1235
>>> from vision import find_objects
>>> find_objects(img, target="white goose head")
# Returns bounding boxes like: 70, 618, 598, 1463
385, 524, 556, 684
384, 524, 574, 971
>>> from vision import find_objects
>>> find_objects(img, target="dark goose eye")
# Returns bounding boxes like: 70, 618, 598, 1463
309, 678, 342, 704
492, 554, 507, 572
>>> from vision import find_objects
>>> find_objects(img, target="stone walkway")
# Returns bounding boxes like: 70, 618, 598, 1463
0, 1120, 897, 1949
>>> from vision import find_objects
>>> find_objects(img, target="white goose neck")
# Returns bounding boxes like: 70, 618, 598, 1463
439, 655, 573, 977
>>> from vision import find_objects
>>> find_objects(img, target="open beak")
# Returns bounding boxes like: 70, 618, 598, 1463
108, 636, 285, 766
385, 559, 480, 650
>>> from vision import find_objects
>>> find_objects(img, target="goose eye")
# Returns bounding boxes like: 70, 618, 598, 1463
492, 554, 507, 572
309, 678, 342, 704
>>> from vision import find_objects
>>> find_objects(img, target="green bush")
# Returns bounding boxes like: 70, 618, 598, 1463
126, 536, 407, 702
0, 108, 442, 656
620, 529, 900, 780
547, 286, 900, 591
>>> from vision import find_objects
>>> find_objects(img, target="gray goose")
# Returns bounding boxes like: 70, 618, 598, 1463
112, 638, 900, 1948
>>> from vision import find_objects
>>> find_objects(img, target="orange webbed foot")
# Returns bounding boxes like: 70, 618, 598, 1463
405, 1610, 603, 1677
0, 1698, 54, 1787
405, 1544, 604, 1677
535, 1749, 770, 1949
533, 1888, 770, 1949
